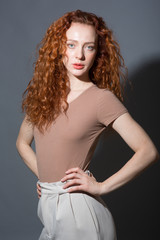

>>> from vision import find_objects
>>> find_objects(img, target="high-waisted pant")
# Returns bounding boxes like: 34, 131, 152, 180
37, 176, 117, 240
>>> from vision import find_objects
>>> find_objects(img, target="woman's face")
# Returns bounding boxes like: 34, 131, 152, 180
62, 22, 98, 79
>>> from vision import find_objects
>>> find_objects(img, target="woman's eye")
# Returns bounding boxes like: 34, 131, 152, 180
87, 46, 94, 50
67, 44, 74, 48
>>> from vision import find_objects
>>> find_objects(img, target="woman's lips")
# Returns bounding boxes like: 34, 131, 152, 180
73, 64, 84, 69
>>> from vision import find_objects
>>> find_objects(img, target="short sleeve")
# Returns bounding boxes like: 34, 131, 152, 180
97, 89, 128, 126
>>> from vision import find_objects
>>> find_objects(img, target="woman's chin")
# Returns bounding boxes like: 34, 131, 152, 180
69, 71, 89, 79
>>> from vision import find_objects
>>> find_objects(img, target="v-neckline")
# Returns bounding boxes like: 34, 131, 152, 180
67, 84, 95, 105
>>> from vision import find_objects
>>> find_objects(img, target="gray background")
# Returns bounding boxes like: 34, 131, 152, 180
0, 0, 160, 239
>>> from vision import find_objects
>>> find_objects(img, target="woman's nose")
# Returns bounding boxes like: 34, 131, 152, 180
75, 47, 85, 60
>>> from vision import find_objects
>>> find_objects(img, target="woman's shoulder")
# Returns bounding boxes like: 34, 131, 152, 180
93, 85, 127, 111
92, 85, 116, 100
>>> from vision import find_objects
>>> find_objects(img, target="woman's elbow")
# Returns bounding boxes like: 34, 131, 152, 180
16, 138, 21, 151
148, 144, 160, 164
16, 137, 25, 152
153, 148, 160, 162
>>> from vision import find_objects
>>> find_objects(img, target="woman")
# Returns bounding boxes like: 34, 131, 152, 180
16, 10, 159, 240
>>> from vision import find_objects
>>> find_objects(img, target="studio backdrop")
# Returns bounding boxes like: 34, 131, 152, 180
0, 0, 159, 239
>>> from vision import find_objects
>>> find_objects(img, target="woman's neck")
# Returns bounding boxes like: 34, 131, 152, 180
67, 75, 93, 91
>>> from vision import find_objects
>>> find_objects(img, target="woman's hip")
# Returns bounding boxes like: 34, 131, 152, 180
37, 179, 117, 240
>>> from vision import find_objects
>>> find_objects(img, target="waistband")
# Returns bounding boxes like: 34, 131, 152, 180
37, 169, 92, 195
37, 180, 68, 195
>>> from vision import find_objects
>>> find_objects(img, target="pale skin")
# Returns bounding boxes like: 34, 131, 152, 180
16, 22, 159, 198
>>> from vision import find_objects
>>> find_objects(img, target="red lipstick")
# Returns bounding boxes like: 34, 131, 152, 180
73, 64, 84, 69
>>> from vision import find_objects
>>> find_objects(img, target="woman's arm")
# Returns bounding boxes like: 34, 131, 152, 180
16, 115, 39, 178
100, 112, 159, 195
53, 112, 159, 197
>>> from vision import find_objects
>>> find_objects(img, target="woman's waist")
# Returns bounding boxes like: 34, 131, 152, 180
37, 169, 91, 195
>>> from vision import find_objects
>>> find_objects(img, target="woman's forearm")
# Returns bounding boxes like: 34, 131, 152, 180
100, 144, 159, 196
16, 142, 39, 178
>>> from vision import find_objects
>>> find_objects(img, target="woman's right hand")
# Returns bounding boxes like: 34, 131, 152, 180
37, 182, 41, 198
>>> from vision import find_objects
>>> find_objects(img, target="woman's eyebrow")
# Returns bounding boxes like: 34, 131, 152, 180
67, 39, 96, 44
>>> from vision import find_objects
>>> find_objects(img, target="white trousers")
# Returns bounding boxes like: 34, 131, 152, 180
37, 178, 117, 240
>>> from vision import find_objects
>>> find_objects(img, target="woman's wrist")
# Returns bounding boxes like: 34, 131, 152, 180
99, 181, 111, 196
98, 182, 105, 196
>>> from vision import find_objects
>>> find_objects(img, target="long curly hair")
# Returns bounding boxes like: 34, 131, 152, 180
22, 9, 128, 134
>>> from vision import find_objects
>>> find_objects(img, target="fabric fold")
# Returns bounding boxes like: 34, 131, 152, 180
37, 180, 117, 240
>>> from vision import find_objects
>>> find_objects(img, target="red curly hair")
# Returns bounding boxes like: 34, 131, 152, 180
22, 9, 128, 134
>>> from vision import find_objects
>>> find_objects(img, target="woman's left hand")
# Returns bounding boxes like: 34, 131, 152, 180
60, 167, 103, 197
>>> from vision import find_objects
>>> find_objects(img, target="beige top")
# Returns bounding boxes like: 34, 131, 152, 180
33, 84, 128, 182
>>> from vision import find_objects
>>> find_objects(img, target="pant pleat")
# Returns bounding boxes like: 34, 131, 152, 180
37, 180, 117, 240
